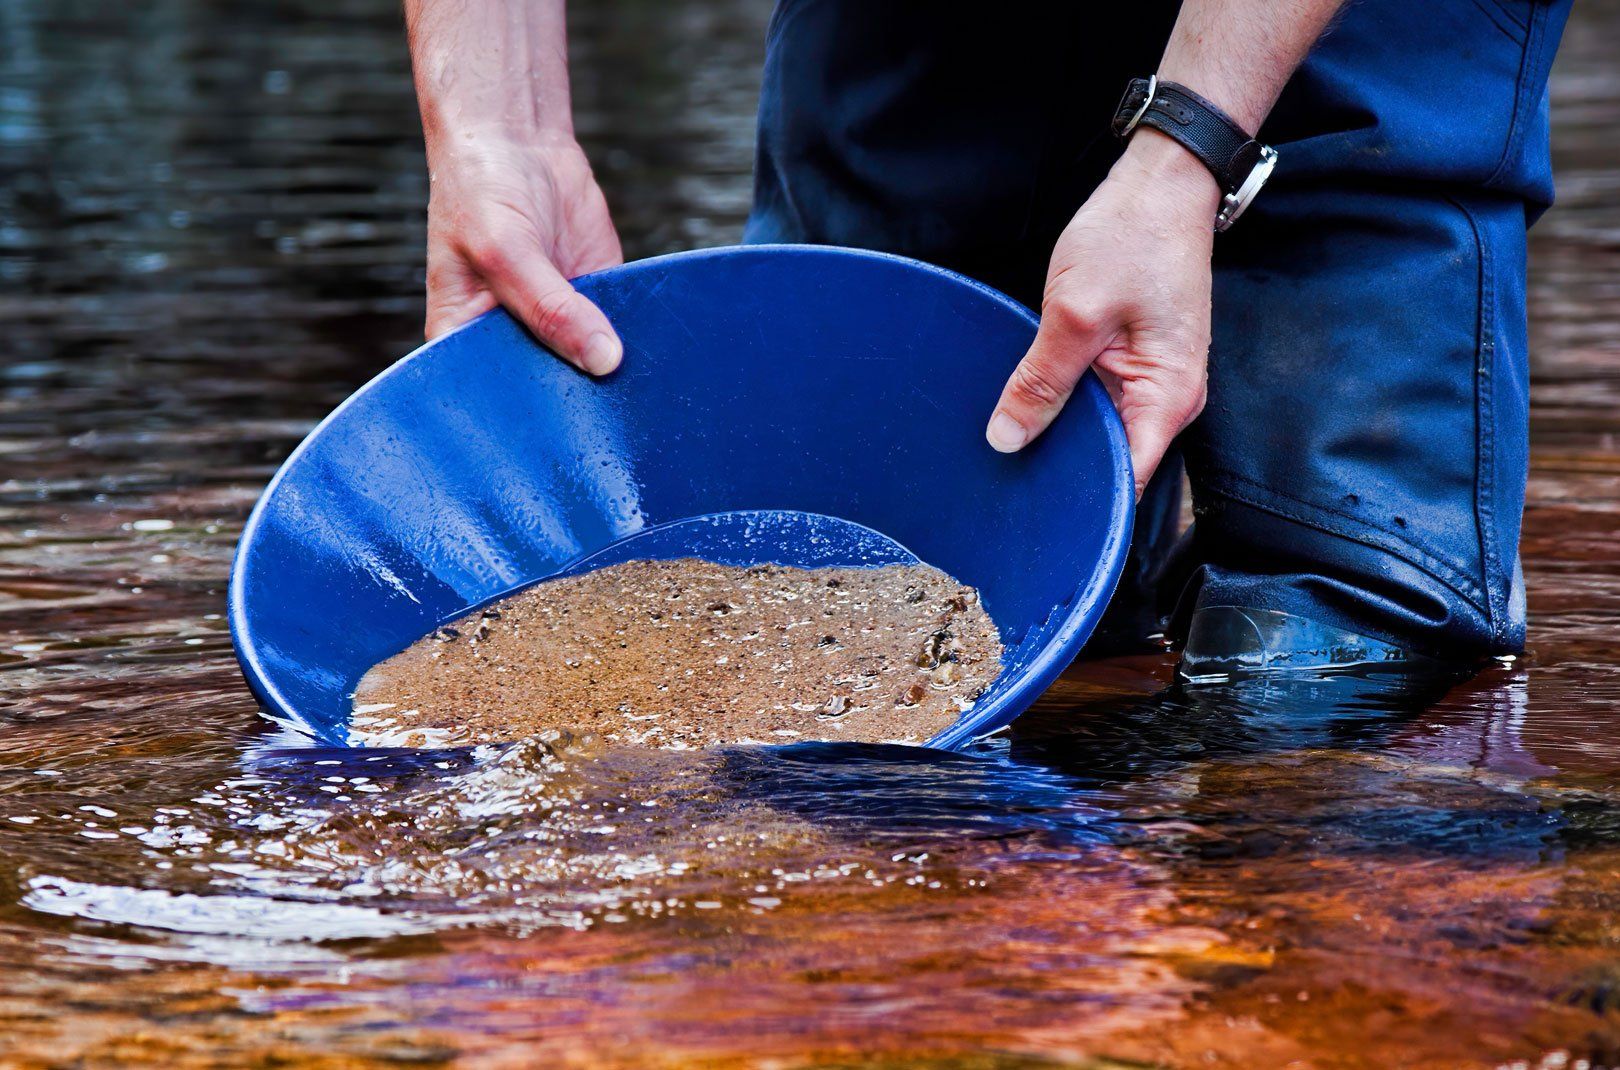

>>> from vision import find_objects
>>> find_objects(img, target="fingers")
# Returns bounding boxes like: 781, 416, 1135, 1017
473, 239, 623, 376
424, 242, 497, 341
985, 294, 1113, 453
1120, 375, 1207, 498
425, 290, 497, 343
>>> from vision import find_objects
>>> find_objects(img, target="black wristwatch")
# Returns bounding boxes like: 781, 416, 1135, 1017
1111, 75, 1278, 231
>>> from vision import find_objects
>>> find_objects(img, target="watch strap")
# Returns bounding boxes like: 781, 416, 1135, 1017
1111, 76, 1278, 230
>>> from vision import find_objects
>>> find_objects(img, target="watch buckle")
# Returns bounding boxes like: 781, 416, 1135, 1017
1119, 74, 1156, 137
1215, 145, 1278, 231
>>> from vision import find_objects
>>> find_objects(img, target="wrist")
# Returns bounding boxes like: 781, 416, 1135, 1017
423, 118, 579, 170
1112, 128, 1223, 222
420, 94, 575, 144
413, 59, 575, 150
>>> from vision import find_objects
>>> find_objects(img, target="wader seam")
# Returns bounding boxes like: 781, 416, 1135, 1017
1198, 469, 1490, 611
1449, 194, 1506, 644
1484, 0, 1548, 191
1465, 0, 1529, 42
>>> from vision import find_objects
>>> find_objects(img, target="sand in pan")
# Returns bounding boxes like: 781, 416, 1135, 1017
352, 558, 1004, 748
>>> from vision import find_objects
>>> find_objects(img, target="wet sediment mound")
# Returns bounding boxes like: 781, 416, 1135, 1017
353, 558, 1004, 748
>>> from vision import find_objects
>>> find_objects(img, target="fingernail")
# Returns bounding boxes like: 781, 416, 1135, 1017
986, 411, 1028, 453
582, 332, 622, 376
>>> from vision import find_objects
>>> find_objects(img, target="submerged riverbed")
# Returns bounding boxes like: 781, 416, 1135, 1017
3, 1, 1619, 1066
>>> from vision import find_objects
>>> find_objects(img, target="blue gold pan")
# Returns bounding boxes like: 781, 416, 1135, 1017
228, 245, 1134, 750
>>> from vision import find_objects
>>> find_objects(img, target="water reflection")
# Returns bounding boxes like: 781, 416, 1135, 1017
8, 657, 1619, 1065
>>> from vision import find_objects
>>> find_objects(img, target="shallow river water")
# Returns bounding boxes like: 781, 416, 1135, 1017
2, 1, 1619, 1067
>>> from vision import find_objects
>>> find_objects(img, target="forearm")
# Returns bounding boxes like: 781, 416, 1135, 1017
404, 0, 575, 147
1158, 0, 1342, 133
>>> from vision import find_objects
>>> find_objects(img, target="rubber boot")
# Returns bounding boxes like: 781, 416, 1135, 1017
1178, 606, 1442, 685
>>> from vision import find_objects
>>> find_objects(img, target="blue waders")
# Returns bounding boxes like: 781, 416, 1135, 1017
745, 0, 1571, 670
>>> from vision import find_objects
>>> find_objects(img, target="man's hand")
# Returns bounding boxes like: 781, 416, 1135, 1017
984, 0, 1343, 495
985, 132, 1219, 496
406, 0, 624, 375
425, 130, 624, 374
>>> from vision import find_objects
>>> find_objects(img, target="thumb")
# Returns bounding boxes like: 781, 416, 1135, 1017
483, 244, 623, 376
985, 298, 1113, 453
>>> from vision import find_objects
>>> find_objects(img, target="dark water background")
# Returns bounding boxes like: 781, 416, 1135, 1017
2, 1, 1618, 1067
